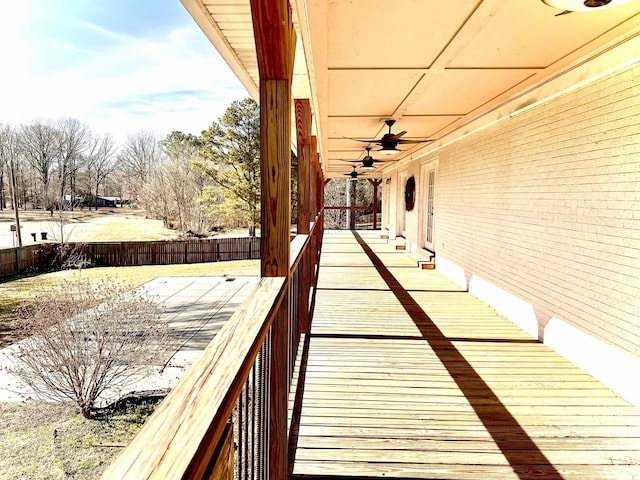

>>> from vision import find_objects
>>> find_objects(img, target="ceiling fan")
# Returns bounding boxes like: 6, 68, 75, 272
542, 0, 631, 16
344, 119, 433, 155
348, 119, 434, 155
343, 165, 362, 179
339, 147, 393, 169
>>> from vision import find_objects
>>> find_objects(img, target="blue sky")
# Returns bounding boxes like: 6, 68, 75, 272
0, 0, 248, 141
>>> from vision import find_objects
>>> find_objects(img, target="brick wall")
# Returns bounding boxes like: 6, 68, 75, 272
434, 62, 639, 360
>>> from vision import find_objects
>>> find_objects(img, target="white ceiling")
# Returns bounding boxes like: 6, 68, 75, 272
182, 0, 640, 177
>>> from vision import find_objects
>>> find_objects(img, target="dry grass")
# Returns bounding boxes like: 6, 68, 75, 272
0, 209, 99, 224
63, 211, 178, 242
0, 260, 259, 349
0, 259, 259, 479
0, 399, 161, 480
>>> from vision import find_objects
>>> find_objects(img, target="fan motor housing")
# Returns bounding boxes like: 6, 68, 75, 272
542, 0, 626, 10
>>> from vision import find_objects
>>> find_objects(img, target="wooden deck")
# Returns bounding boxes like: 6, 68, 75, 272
289, 230, 640, 479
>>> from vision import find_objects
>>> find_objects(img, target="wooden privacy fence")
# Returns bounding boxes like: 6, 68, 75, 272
0, 244, 45, 278
0, 237, 261, 278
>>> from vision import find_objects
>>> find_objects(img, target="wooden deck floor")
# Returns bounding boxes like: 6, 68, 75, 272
289, 230, 640, 480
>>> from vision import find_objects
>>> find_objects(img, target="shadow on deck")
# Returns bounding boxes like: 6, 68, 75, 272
289, 231, 640, 480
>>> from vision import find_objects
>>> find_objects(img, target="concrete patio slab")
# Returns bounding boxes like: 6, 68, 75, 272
0, 276, 259, 404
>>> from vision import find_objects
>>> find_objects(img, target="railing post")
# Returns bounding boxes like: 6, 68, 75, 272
206, 422, 234, 479
250, 0, 296, 478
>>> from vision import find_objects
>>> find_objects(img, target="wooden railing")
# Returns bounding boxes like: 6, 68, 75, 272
102, 219, 323, 479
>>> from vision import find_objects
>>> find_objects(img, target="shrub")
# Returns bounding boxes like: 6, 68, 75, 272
10, 278, 175, 418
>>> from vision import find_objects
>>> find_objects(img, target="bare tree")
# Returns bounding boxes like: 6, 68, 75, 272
0, 124, 23, 245
55, 118, 91, 209
118, 131, 161, 207
158, 131, 212, 233
20, 120, 59, 209
10, 278, 175, 418
0, 145, 4, 210
142, 161, 174, 229
324, 178, 374, 229
86, 133, 117, 210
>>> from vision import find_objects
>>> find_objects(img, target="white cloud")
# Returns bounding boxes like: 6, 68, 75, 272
0, 5, 248, 143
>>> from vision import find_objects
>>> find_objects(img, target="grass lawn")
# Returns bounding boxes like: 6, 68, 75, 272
0, 400, 160, 480
0, 259, 259, 479
63, 211, 179, 242
0, 209, 100, 223
0, 208, 179, 244
0, 260, 259, 348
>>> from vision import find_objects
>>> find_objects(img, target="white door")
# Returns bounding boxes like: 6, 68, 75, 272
383, 178, 391, 230
421, 164, 436, 251
398, 172, 408, 237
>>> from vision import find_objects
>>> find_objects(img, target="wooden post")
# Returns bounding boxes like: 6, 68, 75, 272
368, 179, 382, 230
250, 0, 295, 478
295, 99, 311, 234
310, 136, 318, 220
206, 423, 234, 480
295, 99, 312, 333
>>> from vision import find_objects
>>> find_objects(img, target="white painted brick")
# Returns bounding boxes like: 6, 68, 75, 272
428, 63, 640, 360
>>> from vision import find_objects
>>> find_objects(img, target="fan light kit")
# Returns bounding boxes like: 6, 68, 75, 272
379, 146, 402, 156
542, 0, 631, 11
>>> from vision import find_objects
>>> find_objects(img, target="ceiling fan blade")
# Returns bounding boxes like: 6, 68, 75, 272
344, 136, 382, 144
555, 9, 573, 15
390, 131, 408, 140
396, 138, 436, 144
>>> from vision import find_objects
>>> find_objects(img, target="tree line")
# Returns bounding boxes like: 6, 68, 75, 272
0, 98, 261, 237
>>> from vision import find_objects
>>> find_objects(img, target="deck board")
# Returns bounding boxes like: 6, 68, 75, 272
290, 231, 640, 479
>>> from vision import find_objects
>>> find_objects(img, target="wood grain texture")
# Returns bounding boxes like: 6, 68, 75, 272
249, 0, 296, 80
207, 423, 234, 480
259, 78, 291, 278
270, 294, 290, 480
311, 136, 319, 217
294, 99, 312, 335
101, 277, 286, 479
290, 230, 640, 480
295, 98, 311, 235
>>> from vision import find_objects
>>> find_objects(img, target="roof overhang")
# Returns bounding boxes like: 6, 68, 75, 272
181, 0, 640, 178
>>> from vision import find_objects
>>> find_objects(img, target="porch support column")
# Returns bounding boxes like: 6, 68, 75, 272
249, 1, 295, 479
368, 179, 382, 229
295, 99, 312, 234
310, 136, 318, 218
295, 99, 312, 333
